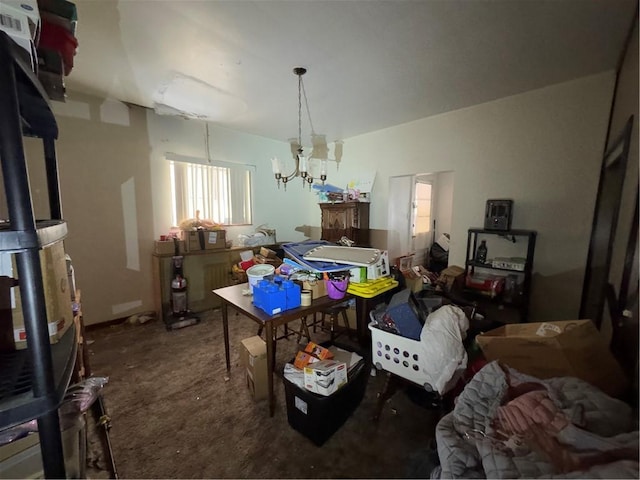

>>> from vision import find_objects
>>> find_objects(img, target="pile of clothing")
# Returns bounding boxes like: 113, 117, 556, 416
434, 361, 638, 478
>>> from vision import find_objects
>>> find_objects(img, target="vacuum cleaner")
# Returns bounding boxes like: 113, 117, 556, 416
165, 239, 200, 330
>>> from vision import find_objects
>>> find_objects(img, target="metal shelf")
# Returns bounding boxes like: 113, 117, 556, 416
0, 323, 77, 430
0, 30, 69, 478
464, 228, 537, 322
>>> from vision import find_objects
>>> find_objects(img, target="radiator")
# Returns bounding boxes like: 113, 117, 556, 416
180, 257, 230, 311
204, 261, 230, 292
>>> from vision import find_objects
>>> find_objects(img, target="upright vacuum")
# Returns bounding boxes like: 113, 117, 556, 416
165, 239, 200, 330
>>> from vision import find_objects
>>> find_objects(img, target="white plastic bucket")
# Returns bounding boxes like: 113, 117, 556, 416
247, 264, 275, 293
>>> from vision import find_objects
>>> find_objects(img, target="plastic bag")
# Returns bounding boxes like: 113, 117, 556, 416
0, 376, 109, 446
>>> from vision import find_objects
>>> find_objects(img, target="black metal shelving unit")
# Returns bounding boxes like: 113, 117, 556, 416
464, 228, 537, 322
0, 31, 77, 478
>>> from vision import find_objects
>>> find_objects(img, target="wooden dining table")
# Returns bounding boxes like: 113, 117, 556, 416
212, 283, 355, 416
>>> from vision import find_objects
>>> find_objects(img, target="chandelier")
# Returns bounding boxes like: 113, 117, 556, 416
271, 67, 343, 190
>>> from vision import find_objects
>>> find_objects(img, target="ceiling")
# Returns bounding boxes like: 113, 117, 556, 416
67, 0, 637, 145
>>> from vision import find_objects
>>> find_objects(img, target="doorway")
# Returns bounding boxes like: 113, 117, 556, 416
387, 171, 454, 268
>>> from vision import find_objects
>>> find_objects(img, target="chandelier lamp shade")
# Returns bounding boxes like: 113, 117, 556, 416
271, 67, 344, 190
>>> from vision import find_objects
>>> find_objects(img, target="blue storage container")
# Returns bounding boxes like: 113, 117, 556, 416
253, 280, 287, 315
253, 278, 302, 315
282, 280, 301, 309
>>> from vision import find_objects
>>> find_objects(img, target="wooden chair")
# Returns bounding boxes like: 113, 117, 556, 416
257, 317, 317, 364
318, 304, 353, 342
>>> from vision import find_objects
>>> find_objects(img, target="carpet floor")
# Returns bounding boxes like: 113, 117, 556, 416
84, 308, 443, 478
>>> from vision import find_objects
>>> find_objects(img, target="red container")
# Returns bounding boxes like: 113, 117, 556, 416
465, 273, 505, 298
39, 19, 78, 75
239, 259, 255, 271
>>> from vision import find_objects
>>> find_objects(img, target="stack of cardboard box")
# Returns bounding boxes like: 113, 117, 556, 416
181, 229, 226, 252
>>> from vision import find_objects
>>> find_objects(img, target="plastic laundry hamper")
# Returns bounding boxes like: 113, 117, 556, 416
369, 309, 434, 391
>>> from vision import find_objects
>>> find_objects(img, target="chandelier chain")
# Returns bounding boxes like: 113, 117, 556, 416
298, 74, 302, 148
301, 80, 315, 136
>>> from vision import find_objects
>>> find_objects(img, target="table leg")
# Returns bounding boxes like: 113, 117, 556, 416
222, 301, 230, 377
265, 322, 275, 417
355, 297, 369, 347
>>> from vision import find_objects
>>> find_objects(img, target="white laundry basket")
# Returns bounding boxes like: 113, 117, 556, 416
369, 309, 434, 391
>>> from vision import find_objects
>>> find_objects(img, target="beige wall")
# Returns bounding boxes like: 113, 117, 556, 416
24, 94, 155, 326
21, 72, 616, 325
321, 72, 615, 321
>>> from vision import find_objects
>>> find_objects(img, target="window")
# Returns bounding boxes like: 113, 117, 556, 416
167, 153, 253, 226
412, 181, 432, 236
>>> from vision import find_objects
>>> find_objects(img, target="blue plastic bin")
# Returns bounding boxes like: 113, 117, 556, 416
253, 278, 302, 315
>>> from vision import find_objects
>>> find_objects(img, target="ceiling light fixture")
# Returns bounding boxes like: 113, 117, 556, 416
271, 67, 343, 190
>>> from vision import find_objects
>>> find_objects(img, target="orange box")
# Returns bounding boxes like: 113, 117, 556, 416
304, 341, 333, 360
293, 350, 320, 370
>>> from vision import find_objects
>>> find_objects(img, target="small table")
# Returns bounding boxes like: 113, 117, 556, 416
212, 283, 353, 416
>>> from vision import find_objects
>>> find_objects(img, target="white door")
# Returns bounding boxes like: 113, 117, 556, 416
387, 175, 413, 262
387, 171, 454, 267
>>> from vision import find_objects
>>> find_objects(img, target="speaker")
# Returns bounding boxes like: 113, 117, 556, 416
484, 199, 513, 231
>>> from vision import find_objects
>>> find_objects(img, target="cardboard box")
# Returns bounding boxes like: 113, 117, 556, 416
403, 275, 423, 293
304, 359, 348, 396
438, 265, 464, 292
396, 255, 414, 272
302, 279, 327, 299
182, 229, 226, 252
396, 254, 421, 292
367, 250, 390, 280
0, 242, 73, 350
476, 320, 628, 397
2, 0, 40, 42
153, 239, 185, 255
349, 267, 367, 283
259, 247, 277, 259
253, 254, 282, 267
240, 336, 268, 401
0, 3, 37, 70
